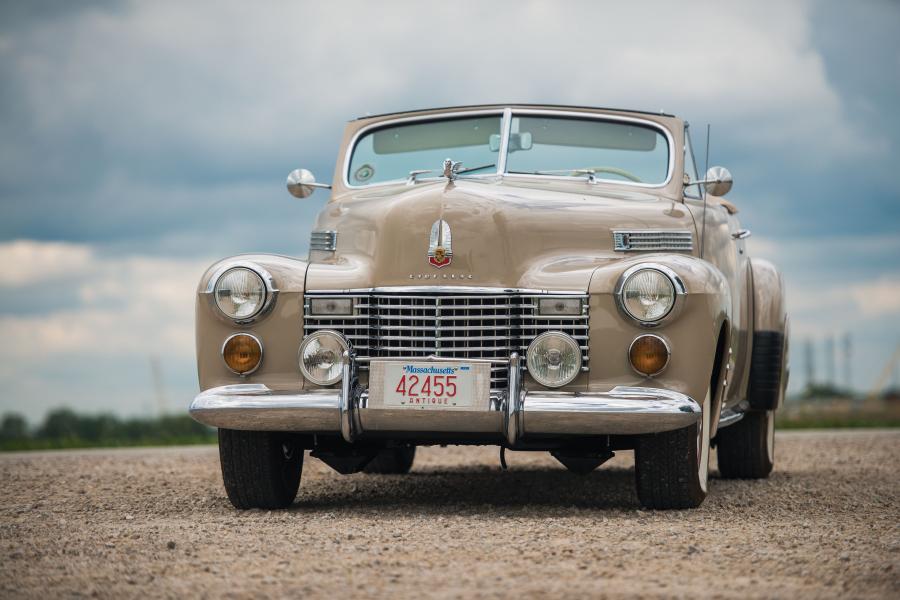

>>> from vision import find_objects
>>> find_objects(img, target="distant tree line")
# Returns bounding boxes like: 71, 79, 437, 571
0, 409, 215, 451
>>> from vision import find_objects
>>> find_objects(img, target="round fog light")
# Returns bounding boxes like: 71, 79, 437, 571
629, 334, 670, 376
526, 331, 582, 388
222, 333, 263, 375
299, 330, 349, 386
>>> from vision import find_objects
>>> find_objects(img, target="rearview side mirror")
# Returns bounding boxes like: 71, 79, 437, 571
286, 168, 331, 199
704, 166, 733, 197
489, 132, 533, 153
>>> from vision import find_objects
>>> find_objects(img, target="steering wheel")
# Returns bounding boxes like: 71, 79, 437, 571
574, 166, 643, 183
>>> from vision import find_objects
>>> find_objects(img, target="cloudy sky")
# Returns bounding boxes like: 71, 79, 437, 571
1, 1, 898, 422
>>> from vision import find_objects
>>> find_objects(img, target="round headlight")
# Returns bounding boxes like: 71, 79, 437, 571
526, 331, 582, 388
621, 268, 676, 322
299, 330, 349, 386
214, 267, 266, 320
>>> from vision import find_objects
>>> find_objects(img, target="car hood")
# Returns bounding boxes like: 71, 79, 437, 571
306, 179, 696, 292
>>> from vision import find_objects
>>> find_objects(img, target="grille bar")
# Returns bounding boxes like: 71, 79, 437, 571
613, 230, 693, 252
304, 291, 589, 391
310, 230, 338, 252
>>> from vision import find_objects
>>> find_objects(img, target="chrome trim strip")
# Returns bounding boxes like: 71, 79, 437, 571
613, 230, 693, 252
221, 333, 264, 376
613, 262, 688, 328
305, 286, 588, 295
496, 107, 513, 174
202, 261, 279, 326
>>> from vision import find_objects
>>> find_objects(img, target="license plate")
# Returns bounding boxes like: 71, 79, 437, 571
368, 361, 491, 410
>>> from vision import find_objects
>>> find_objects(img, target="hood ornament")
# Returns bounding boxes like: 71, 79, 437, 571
428, 219, 453, 268
442, 158, 462, 181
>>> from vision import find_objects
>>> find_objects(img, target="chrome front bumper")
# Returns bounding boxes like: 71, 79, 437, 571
190, 353, 701, 445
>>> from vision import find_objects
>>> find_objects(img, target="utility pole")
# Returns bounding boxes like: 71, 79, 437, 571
804, 338, 815, 394
842, 333, 852, 396
150, 356, 168, 417
825, 335, 836, 390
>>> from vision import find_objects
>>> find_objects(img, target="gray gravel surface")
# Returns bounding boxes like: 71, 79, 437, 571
1, 430, 898, 599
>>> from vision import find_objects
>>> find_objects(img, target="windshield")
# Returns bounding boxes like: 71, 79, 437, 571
346, 111, 670, 187
505, 115, 670, 185
348, 115, 501, 186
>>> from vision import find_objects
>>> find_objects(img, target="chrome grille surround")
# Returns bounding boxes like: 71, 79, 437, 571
303, 288, 589, 391
310, 230, 338, 252
613, 230, 693, 252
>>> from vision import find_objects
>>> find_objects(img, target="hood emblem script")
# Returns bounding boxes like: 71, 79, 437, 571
428, 219, 453, 268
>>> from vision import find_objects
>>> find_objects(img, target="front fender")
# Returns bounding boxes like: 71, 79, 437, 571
195, 254, 309, 393
587, 255, 731, 420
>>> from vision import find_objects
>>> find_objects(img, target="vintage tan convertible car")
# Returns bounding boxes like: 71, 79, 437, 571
190, 104, 788, 510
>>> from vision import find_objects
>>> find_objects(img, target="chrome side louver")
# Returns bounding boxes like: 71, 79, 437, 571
310, 230, 337, 252
613, 230, 693, 252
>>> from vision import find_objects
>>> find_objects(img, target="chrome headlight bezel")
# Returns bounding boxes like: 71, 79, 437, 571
298, 330, 349, 386
205, 262, 279, 325
526, 331, 583, 388
614, 263, 687, 327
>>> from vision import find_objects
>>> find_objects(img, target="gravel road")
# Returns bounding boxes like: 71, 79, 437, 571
2, 430, 898, 599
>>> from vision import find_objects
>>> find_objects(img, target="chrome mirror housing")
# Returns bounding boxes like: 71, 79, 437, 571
704, 166, 733, 197
286, 168, 331, 199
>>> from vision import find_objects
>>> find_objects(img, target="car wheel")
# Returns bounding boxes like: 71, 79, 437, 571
716, 410, 775, 479
634, 388, 710, 509
363, 445, 416, 474
218, 429, 304, 509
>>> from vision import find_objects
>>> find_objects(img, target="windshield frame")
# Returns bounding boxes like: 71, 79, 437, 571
342, 107, 674, 190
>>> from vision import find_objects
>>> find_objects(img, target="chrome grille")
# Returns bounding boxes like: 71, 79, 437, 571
613, 230, 693, 252
519, 296, 590, 363
309, 230, 337, 252
304, 290, 589, 391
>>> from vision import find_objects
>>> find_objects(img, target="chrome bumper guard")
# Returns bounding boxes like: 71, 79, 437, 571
190, 353, 701, 445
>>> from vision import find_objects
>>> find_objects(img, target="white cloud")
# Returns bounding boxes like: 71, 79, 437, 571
849, 277, 900, 318
1, 0, 878, 178
0, 243, 207, 360
0, 239, 94, 286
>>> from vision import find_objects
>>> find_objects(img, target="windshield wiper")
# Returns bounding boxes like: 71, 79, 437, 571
456, 163, 495, 175
406, 169, 436, 184
406, 163, 496, 184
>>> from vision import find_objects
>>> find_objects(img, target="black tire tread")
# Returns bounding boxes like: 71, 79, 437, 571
363, 446, 416, 474
716, 411, 773, 479
635, 424, 706, 510
218, 429, 303, 509
747, 331, 784, 411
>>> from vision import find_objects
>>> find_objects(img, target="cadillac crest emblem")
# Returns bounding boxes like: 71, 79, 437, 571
428, 219, 452, 268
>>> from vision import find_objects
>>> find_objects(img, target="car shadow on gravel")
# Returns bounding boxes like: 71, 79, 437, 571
294, 465, 641, 513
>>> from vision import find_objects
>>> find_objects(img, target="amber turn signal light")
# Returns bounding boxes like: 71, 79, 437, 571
222, 333, 262, 375
629, 334, 669, 376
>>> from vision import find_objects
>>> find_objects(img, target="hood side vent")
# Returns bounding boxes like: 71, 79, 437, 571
310, 230, 337, 252
613, 230, 693, 252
